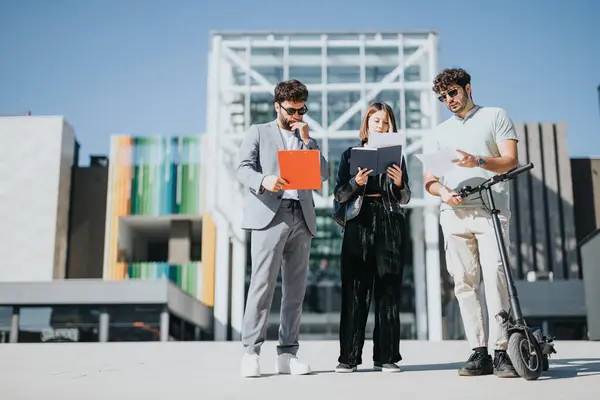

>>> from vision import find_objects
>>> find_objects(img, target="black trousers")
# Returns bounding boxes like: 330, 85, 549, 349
338, 197, 406, 366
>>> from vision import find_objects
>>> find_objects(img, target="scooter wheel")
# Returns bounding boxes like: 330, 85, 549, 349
507, 332, 543, 380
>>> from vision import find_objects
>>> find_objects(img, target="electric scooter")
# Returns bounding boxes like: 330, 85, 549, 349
457, 162, 557, 381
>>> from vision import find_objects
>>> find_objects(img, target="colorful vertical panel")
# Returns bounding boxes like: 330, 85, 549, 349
103, 136, 204, 300
200, 212, 216, 307
103, 136, 134, 281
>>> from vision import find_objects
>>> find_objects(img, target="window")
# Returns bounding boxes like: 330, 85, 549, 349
0, 307, 13, 343
18, 306, 101, 343
289, 66, 322, 85
250, 93, 275, 126
327, 92, 362, 131
107, 305, 162, 342
327, 67, 360, 84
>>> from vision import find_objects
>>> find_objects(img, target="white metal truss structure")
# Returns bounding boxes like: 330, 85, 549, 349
204, 31, 444, 341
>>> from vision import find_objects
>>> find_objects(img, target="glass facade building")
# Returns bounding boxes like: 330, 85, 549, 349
205, 31, 445, 341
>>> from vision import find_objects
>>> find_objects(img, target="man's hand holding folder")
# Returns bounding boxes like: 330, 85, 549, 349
277, 149, 323, 190
261, 175, 289, 192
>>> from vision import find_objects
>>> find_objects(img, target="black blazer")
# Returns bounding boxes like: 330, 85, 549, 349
333, 145, 411, 227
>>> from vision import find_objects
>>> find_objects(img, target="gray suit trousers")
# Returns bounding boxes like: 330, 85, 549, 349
242, 199, 312, 356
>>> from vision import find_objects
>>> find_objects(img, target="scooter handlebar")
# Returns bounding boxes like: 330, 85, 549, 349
457, 163, 534, 198
505, 162, 534, 179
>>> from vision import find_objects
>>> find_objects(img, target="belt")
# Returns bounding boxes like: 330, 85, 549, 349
280, 198, 301, 208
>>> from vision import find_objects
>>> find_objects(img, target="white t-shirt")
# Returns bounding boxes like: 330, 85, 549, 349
434, 105, 519, 214
279, 127, 299, 200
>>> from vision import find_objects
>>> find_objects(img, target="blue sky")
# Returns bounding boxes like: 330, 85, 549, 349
1, 0, 599, 164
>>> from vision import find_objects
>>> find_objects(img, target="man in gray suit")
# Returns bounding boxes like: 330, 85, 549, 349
236, 79, 329, 377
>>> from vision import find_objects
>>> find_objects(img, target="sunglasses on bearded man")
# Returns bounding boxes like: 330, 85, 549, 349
278, 102, 308, 115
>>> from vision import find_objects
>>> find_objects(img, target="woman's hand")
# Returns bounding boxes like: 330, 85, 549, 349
355, 167, 372, 186
387, 164, 403, 187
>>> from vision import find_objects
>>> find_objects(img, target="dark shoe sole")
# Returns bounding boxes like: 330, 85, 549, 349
458, 368, 493, 376
495, 369, 520, 378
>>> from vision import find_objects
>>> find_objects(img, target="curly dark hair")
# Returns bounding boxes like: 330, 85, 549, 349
274, 79, 308, 103
432, 68, 471, 94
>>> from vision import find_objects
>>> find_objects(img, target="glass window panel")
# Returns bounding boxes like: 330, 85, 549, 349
289, 66, 322, 84
405, 90, 422, 129
289, 34, 321, 41
327, 91, 362, 131
18, 306, 101, 343
228, 46, 246, 58
289, 47, 321, 56
404, 65, 420, 82
230, 67, 246, 86
169, 313, 183, 341
250, 47, 283, 65
327, 67, 361, 84
0, 307, 12, 343
403, 46, 418, 57
231, 93, 246, 133
327, 47, 360, 66
221, 34, 244, 41
365, 46, 398, 57
306, 92, 322, 127
327, 138, 359, 197
250, 93, 275, 126
366, 66, 399, 83
328, 34, 359, 40
252, 67, 283, 85
108, 304, 162, 342
327, 47, 360, 56
365, 46, 399, 66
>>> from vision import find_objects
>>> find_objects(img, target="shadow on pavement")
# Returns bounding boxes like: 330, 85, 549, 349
541, 358, 600, 380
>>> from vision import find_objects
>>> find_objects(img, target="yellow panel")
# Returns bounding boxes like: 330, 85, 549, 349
201, 211, 216, 307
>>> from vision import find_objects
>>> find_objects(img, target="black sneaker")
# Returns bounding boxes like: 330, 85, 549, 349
458, 351, 493, 376
494, 351, 519, 378
335, 363, 357, 373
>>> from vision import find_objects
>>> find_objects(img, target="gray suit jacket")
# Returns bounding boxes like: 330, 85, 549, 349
236, 120, 330, 237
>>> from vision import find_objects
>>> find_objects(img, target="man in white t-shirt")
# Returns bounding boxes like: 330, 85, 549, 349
424, 68, 520, 378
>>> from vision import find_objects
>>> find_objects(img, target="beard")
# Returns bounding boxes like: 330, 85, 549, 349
449, 102, 464, 113
279, 114, 296, 131
449, 92, 471, 114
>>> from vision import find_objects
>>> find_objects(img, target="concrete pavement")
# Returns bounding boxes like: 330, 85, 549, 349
1, 340, 599, 399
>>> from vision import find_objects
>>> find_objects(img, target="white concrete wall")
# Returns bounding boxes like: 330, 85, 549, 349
0, 116, 76, 282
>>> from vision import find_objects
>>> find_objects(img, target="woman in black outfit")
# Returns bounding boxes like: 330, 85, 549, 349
333, 102, 411, 373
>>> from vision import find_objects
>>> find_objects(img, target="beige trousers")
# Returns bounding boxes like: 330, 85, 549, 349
440, 208, 510, 350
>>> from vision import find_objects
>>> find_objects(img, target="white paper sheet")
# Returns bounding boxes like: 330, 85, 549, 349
415, 148, 460, 177
367, 132, 406, 149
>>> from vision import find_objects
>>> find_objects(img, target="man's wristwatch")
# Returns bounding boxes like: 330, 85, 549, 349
477, 157, 485, 167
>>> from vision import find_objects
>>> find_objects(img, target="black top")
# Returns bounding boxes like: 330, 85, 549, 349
364, 174, 388, 196
334, 144, 410, 204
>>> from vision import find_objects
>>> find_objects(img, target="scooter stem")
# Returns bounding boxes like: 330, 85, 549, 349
485, 187, 525, 325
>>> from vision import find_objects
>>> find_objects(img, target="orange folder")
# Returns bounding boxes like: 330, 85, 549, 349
277, 150, 322, 190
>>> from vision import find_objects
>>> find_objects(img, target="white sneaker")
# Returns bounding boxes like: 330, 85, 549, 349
241, 353, 260, 378
374, 362, 403, 373
275, 353, 311, 375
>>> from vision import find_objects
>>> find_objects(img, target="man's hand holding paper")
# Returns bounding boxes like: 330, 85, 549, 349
415, 147, 462, 177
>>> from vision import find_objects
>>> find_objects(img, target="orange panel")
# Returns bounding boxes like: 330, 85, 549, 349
201, 211, 216, 307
